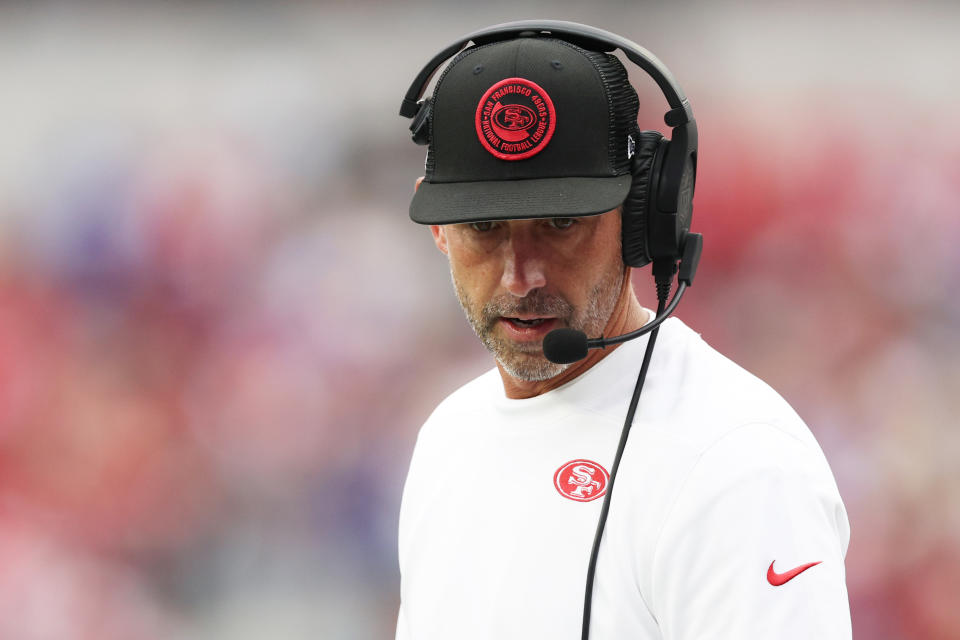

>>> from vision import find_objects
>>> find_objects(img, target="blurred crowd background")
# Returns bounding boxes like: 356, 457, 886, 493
1, 1, 958, 638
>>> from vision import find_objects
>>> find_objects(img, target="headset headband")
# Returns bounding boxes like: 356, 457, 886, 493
400, 20, 694, 128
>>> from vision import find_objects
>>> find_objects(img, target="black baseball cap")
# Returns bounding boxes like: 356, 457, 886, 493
409, 34, 640, 226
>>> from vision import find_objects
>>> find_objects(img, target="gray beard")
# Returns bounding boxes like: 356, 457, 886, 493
449, 266, 625, 382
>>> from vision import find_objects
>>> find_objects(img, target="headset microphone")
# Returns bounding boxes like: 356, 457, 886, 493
542, 328, 590, 364
543, 232, 702, 365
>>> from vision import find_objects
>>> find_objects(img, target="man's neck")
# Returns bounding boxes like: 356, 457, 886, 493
498, 270, 649, 399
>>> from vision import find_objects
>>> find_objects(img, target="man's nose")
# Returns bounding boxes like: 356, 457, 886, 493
501, 234, 547, 297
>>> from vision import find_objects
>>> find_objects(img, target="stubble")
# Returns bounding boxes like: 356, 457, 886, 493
450, 263, 625, 382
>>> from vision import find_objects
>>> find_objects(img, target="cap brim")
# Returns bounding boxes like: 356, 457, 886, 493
409, 175, 632, 225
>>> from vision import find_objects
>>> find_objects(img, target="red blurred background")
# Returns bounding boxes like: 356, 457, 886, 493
0, 1, 958, 638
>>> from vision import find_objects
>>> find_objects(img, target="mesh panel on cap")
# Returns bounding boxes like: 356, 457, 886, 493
423, 42, 500, 179
571, 43, 640, 176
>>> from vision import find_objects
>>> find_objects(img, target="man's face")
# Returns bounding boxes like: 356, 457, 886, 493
431, 209, 625, 382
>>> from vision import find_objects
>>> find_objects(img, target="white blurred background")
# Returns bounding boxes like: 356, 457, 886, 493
0, 1, 958, 638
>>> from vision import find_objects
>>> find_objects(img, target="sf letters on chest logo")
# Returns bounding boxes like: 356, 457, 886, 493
554, 459, 609, 502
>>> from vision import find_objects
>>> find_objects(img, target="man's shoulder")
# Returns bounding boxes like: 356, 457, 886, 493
417, 366, 499, 435
619, 321, 843, 546
650, 319, 818, 453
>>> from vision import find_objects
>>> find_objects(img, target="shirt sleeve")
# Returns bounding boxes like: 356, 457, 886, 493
651, 422, 852, 639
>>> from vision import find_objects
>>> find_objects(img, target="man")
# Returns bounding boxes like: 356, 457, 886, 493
396, 25, 851, 639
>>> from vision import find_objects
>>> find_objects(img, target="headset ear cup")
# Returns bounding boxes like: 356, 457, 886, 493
677, 152, 696, 236
621, 131, 665, 268
648, 147, 695, 263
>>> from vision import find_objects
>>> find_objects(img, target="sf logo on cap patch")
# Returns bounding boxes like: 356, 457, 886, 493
554, 459, 609, 502
475, 77, 556, 161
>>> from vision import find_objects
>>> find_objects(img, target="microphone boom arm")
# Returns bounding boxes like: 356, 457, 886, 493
588, 281, 686, 350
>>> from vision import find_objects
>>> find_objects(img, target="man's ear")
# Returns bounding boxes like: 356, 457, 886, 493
430, 225, 448, 255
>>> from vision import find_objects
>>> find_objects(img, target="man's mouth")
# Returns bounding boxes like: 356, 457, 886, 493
497, 316, 559, 341
504, 317, 550, 327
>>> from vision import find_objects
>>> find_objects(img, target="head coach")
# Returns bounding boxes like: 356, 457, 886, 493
394, 21, 851, 640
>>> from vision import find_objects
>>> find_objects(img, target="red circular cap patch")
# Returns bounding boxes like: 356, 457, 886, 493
475, 77, 556, 161
554, 459, 609, 502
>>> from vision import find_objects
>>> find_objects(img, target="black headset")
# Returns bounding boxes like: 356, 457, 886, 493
400, 20, 699, 276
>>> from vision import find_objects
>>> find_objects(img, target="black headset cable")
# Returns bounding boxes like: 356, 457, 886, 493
580, 285, 669, 640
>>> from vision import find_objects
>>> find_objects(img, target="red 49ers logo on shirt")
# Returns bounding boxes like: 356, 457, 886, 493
475, 77, 556, 161
554, 459, 609, 502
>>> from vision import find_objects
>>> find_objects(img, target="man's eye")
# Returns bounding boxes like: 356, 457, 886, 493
549, 217, 576, 230
469, 221, 497, 232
